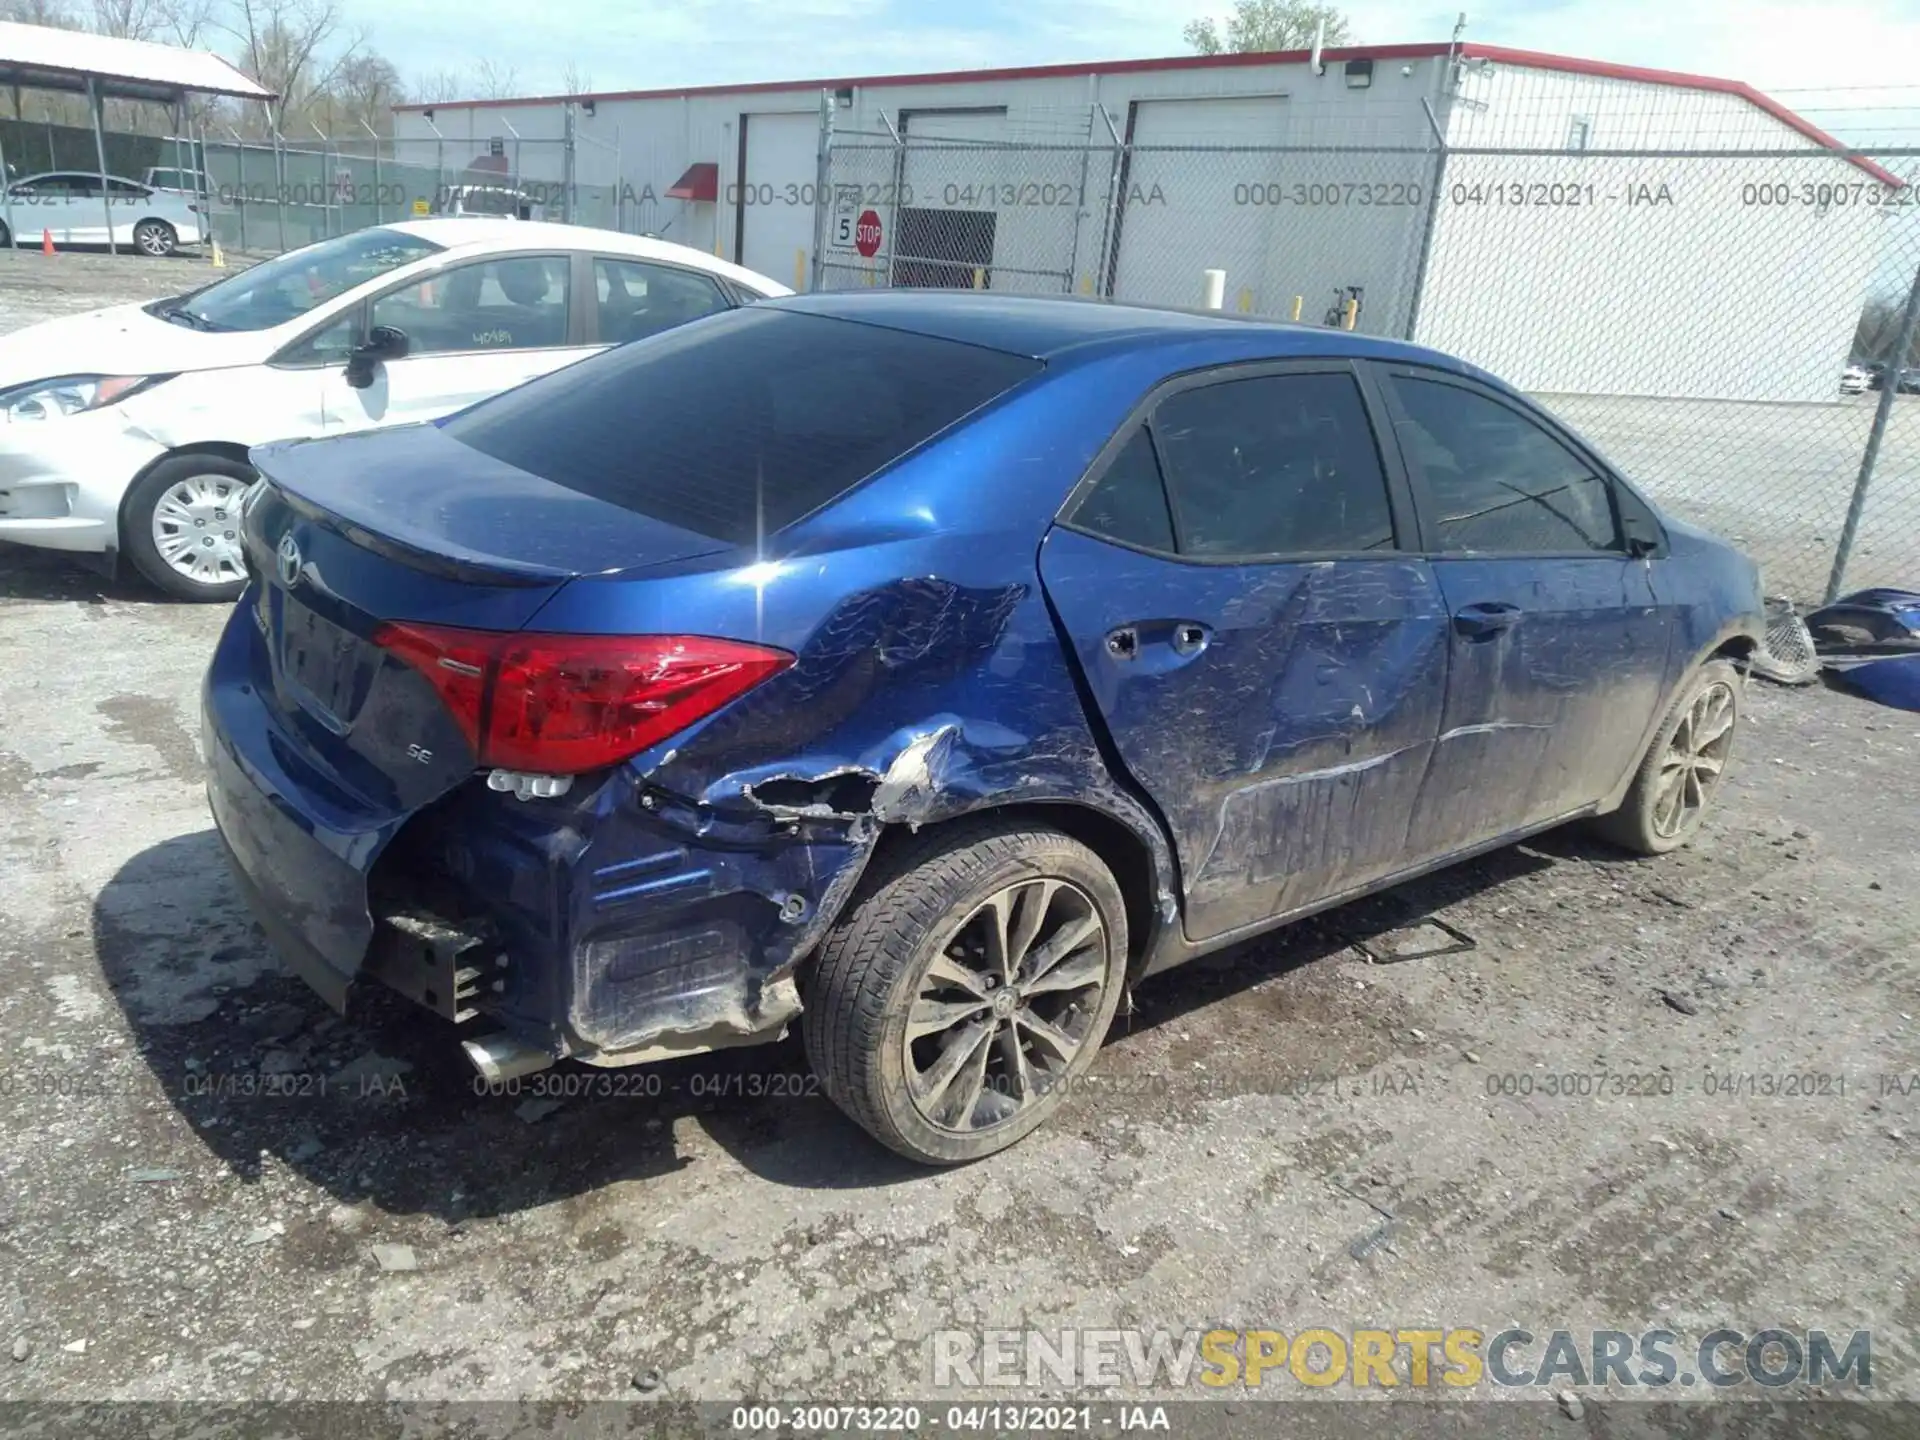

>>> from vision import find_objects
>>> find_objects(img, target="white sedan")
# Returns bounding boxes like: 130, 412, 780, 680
2, 170, 206, 256
0, 219, 789, 599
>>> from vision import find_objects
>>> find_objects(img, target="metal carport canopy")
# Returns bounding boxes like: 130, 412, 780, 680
0, 20, 274, 253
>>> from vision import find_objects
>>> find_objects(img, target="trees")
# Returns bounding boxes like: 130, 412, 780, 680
1183, 0, 1353, 55
1, 0, 412, 136
410, 59, 524, 107
329, 51, 402, 136
1854, 285, 1920, 371
219, 0, 360, 135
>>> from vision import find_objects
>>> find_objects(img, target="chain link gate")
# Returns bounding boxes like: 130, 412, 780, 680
812, 102, 1920, 604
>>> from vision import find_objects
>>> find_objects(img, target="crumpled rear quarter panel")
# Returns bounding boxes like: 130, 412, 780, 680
384, 365, 1190, 1063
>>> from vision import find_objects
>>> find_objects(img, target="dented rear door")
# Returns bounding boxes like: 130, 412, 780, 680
1039, 362, 1449, 944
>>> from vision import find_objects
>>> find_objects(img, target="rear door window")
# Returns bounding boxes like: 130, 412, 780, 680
1068, 428, 1177, 553
443, 307, 1039, 544
593, 257, 731, 344
1151, 371, 1398, 556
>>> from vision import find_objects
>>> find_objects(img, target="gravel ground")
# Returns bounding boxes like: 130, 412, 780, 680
0, 248, 229, 329
1, 257, 1918, 1435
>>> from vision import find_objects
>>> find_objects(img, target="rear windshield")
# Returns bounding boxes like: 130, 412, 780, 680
441, 307, 1040, 545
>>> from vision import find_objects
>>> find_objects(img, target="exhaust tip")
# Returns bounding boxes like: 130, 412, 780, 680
462, 1032, 556, 1085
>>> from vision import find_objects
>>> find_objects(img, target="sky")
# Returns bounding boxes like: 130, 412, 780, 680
361, 0, 1920, 144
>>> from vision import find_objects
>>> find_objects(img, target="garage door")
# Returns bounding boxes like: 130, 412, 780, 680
1111, 96, 1289, 311
739, 111, 820, 289
895, 110, 1011, 288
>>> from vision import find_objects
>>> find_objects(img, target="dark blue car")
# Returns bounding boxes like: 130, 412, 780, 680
203, 292, 1763, 1164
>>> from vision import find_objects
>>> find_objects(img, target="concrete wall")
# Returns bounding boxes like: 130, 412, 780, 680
1418, 64, 1886, 401
390, 52, 1448, 295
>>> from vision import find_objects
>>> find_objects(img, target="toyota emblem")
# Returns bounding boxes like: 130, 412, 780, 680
275, 533, 302, 589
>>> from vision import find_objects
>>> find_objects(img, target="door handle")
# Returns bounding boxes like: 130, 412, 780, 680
1453, 602, 1524, 638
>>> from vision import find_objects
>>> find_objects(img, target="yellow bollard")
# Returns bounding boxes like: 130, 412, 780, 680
210, 236, 225, 269
1291, 295, 1303, 322
795, 248, 806, 291
973, 266, 985, 289
1343, 297, 1358, 331
1237, 288, 1252, 313
1079, 273, 1092, 294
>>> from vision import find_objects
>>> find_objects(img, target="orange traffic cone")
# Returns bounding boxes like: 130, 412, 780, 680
41, 229, 54, 256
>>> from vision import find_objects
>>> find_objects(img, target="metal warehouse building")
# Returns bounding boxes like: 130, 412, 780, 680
393, 43, 1900, 402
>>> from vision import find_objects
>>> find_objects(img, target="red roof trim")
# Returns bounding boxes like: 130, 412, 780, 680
1456, 44, 1902, 186
392, 39, 1899, 188
392, 43, 1450, 111
665, 160, 718, 201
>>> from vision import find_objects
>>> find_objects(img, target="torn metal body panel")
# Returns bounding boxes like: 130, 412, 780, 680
1806, 588, 1920, 647
370, 540, 1183, 1065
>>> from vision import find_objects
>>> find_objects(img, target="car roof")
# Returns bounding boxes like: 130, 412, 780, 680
770, 289, 1465, 369
18, 169, 144, 184
382, 218, 791, 295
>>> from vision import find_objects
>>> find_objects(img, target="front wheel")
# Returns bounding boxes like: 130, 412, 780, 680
1593, 659, 1742, 854
805, 820, 1128, 1165
132, 219, 177, 257
122, 454, 254, 601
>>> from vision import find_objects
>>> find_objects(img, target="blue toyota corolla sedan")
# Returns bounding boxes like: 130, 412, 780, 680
203, 291, 1763, 1164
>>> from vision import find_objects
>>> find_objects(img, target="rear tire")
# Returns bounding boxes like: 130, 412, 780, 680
805, 819, 1128, 1165
1593, 659, 1742, 855
0, 220, 11, 249
133, 219, 177, 257
122, 454, 254, 602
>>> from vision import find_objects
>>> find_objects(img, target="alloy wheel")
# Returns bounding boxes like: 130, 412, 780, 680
1652, 680, 1736, 839
903, 877, 1109, 1135
150, 473, 246, 590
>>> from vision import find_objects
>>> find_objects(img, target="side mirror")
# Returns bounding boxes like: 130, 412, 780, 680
344, 325, 408, 389
1620, 503, 1663, 559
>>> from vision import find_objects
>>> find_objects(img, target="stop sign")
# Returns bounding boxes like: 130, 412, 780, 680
855, 208, 883, 258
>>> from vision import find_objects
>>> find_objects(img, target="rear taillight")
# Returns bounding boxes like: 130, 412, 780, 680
372, 623, 792, 774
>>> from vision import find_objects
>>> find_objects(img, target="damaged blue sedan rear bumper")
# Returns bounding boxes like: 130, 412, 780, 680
203, 565, 1180, 1068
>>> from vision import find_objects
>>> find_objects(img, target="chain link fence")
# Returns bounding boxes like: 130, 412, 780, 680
817, 113, 1920, 603
1425, 146, 1920, 603
0, 121, 640, 259
193, 134, 634, 255
13, 102, 1916, 602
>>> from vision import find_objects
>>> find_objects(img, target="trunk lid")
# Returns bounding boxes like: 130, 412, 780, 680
212, 423, 745, 992
241, 424, 735, 814
252, 425, 731, 583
